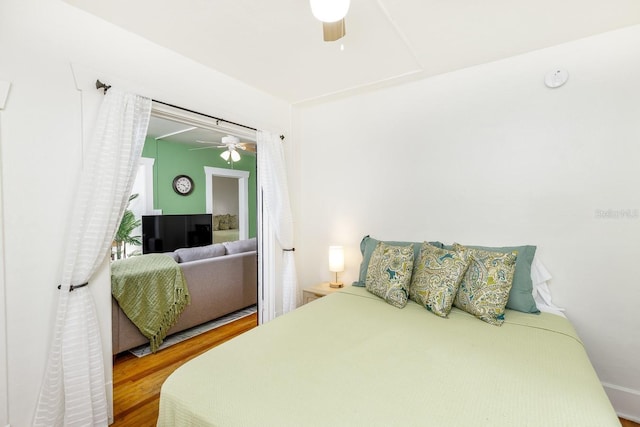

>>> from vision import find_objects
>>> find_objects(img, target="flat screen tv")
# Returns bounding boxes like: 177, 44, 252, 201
142, 214, 213, 254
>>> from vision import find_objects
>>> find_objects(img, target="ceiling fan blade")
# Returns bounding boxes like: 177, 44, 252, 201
323, 18, 346, 42
188, 146, 220, 151
237, 143, 257, 153
195, 139, 225, 146
156, 126, 197, 141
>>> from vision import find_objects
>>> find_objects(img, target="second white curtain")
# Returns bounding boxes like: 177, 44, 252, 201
257, 130, 300, 313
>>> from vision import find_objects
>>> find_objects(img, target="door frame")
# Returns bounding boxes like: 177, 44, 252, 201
204, 166, 250, 241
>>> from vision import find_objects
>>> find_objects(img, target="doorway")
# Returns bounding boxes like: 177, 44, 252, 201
205, 167, 250, 243
111, 104, 261, 423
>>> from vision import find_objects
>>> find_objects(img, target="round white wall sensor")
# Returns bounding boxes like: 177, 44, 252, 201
544, 69, 569, 88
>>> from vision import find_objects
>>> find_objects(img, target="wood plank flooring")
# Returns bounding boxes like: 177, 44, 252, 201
112, 313, 258, 426
113, 312, 639, 427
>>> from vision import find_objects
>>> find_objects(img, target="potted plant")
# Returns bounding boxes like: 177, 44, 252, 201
113, 193, 142, 260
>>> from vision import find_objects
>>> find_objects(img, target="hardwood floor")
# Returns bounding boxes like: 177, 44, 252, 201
112, 313, 258, 426
112, 312, 639, 427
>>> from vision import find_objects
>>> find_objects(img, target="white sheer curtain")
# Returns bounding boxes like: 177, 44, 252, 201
33, 89, 151, 426
257, 130, 300, 314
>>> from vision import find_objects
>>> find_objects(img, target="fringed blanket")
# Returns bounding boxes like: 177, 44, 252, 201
111, 254, 190, 353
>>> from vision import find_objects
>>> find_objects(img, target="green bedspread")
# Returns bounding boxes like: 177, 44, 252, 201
158, 285, 618, 427
112, 254, 190, 353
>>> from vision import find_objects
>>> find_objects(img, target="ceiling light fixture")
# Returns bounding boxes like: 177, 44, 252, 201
309, 0, 350, 22
219, 135, 242, 163
220, 146, 241, 163
310, 0, 350, 42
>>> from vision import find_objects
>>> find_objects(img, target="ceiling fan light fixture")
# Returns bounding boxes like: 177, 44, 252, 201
222, 135, 240, 145
220, 146, 241, 163
310, 0, 350, 23
323, 19, 346, 42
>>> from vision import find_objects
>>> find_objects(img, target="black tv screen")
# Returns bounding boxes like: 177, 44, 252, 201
142, 214, 213, 254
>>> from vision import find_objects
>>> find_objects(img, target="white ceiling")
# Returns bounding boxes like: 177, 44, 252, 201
65, 0, 640, 104
146, 115, 226, 147
146, 115, 256, 152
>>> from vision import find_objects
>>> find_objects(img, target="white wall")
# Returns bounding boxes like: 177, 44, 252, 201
292, 25, 640, 420
0, 0, 289, 425
213, 176, 239, 216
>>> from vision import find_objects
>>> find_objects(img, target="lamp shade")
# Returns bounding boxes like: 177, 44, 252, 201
310, 0, 350, 23
328, 246, 344, 272
220, 148, 241, 162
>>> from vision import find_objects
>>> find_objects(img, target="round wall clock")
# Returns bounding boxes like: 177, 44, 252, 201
172, 175, 194, 196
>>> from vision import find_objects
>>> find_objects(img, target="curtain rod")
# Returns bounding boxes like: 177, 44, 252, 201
95, 80, 284, 140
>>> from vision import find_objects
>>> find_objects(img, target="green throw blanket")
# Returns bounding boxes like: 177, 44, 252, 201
112, 254, 190, 353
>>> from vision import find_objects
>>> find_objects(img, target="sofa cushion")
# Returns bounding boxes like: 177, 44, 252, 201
223, 237, 257, 255
175, 243, 226, 263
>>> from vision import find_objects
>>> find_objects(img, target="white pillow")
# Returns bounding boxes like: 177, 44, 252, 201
530, 256, 565, 317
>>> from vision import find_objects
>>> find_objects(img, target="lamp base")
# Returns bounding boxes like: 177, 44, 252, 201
329, 281, 344, 289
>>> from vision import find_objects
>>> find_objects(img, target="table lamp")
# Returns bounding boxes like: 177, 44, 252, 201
329, 245, 344, 288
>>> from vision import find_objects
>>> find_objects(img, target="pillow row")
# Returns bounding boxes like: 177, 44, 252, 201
364, 241, 518, 325
353, 236, 538, 314
213, 214, 239, 231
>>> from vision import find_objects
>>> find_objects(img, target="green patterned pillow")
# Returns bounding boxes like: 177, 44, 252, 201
353, 236, 444, 287
443, 242, 538, 313
453, 243, 517, 326
365, 242, 415, 308
409, 242, 470, 317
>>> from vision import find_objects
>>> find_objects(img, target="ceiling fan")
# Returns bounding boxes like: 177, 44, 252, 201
191, 135, 256, 163
310, 0, 350, 42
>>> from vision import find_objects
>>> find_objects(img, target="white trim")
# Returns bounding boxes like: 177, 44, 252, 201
603, 382, 640, 422
204, 167, 250, 241
258, 188, 276, 324
138, 157, 155, 215
0, 80, 11, 427
70, 66, 116, 423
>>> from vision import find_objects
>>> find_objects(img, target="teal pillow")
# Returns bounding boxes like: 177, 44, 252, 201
353, 236, 443, 287
444, 243, 538, 314
453, 244, 517, 326
409, 242, 470, 317
365, 242, 415, 308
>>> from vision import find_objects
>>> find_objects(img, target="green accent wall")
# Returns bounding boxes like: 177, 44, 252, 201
142, 137, 257, 238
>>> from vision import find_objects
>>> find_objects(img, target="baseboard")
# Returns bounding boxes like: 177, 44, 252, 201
603, 382, 640, 422
106, 379, 113, 425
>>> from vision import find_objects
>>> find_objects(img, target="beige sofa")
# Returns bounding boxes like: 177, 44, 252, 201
112, 238, 257, 354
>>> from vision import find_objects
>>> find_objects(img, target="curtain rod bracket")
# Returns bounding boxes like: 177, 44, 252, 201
95, 79, 111, 94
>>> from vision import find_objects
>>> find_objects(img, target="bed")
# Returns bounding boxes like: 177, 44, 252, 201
213, 214, 240, 243
213, 228, 239, 243
157, 284, 619, 426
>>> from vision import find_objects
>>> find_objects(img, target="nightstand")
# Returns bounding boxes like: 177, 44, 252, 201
302, 282, 344, 305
